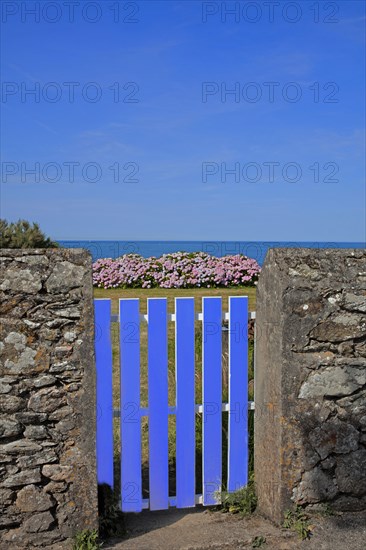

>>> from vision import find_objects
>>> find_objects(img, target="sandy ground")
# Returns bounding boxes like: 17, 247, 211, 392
103, 507, 366, 550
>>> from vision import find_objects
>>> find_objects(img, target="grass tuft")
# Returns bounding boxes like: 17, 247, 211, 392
72, 529, 103, 550
218, 475, 257, 516
252, 535, 266, 548
283, 505, 312, 540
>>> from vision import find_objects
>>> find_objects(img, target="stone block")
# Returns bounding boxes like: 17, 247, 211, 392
0, 249, 98, 547
255, 248, 366, 524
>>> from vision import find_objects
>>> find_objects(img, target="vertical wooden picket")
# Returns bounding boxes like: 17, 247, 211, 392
94, 299, 114, 489
120, 299, 142, 512
148, 298, 169, 510
227, 296, 249, 492
202, 297, 222, 505
175, 298, 196, 508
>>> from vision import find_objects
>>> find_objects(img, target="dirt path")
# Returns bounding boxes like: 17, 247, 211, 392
104, 507, 366, 550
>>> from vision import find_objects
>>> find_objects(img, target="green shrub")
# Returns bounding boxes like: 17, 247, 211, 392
72, 529, 103, 550
0, 219, 58, 248
219, 475, 257, 516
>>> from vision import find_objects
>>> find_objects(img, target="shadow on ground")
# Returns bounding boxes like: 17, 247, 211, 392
102, 508, 366, 550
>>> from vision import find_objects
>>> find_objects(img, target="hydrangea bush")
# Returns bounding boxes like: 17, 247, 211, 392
93, 252, 260, 289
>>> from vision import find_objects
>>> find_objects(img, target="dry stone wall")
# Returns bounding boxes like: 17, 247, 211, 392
0, 249, 97, 548
254, 248, 366, 524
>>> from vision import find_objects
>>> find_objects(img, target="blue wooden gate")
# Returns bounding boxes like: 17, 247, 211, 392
94, 296, 254, 512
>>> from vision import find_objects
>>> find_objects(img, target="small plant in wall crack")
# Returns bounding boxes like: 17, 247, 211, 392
283, 505, 312, 540
313, 502, 335, 517
72, 529, 103, 550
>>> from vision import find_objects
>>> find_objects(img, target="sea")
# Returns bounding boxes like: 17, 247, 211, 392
57, 240, 365, 267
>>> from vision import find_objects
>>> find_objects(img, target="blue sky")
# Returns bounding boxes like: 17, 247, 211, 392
1, 0, 365, 241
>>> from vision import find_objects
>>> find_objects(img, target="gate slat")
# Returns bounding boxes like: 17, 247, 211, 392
175, 298, 195, 508
148, 298, 169, 510
227, 296, 249, 492
120, 299, 142, 512
95, 299, 114, 489
202, 297, 222, 505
